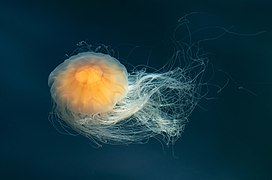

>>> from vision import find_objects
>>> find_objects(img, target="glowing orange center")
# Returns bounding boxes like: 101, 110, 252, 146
75, 66, 103, 84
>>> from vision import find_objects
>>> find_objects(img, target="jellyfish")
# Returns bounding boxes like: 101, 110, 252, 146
48, 50, 204, 145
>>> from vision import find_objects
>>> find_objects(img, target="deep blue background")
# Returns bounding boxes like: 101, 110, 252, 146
1, 1, 272, 179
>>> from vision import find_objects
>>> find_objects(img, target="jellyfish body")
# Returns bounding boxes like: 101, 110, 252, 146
49, 52, 128, 115
49, 51, 202, 145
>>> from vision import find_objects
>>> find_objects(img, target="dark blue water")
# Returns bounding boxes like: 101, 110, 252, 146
1, 1, 272, 179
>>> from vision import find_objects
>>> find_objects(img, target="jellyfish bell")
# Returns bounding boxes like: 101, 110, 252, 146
49, 52, 128, 116
48, 50, 204, 145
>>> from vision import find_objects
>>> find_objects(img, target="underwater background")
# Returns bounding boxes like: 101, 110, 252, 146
1, 0, 272, 179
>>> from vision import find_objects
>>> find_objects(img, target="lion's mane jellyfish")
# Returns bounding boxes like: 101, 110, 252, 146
49, 48, 204, 145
